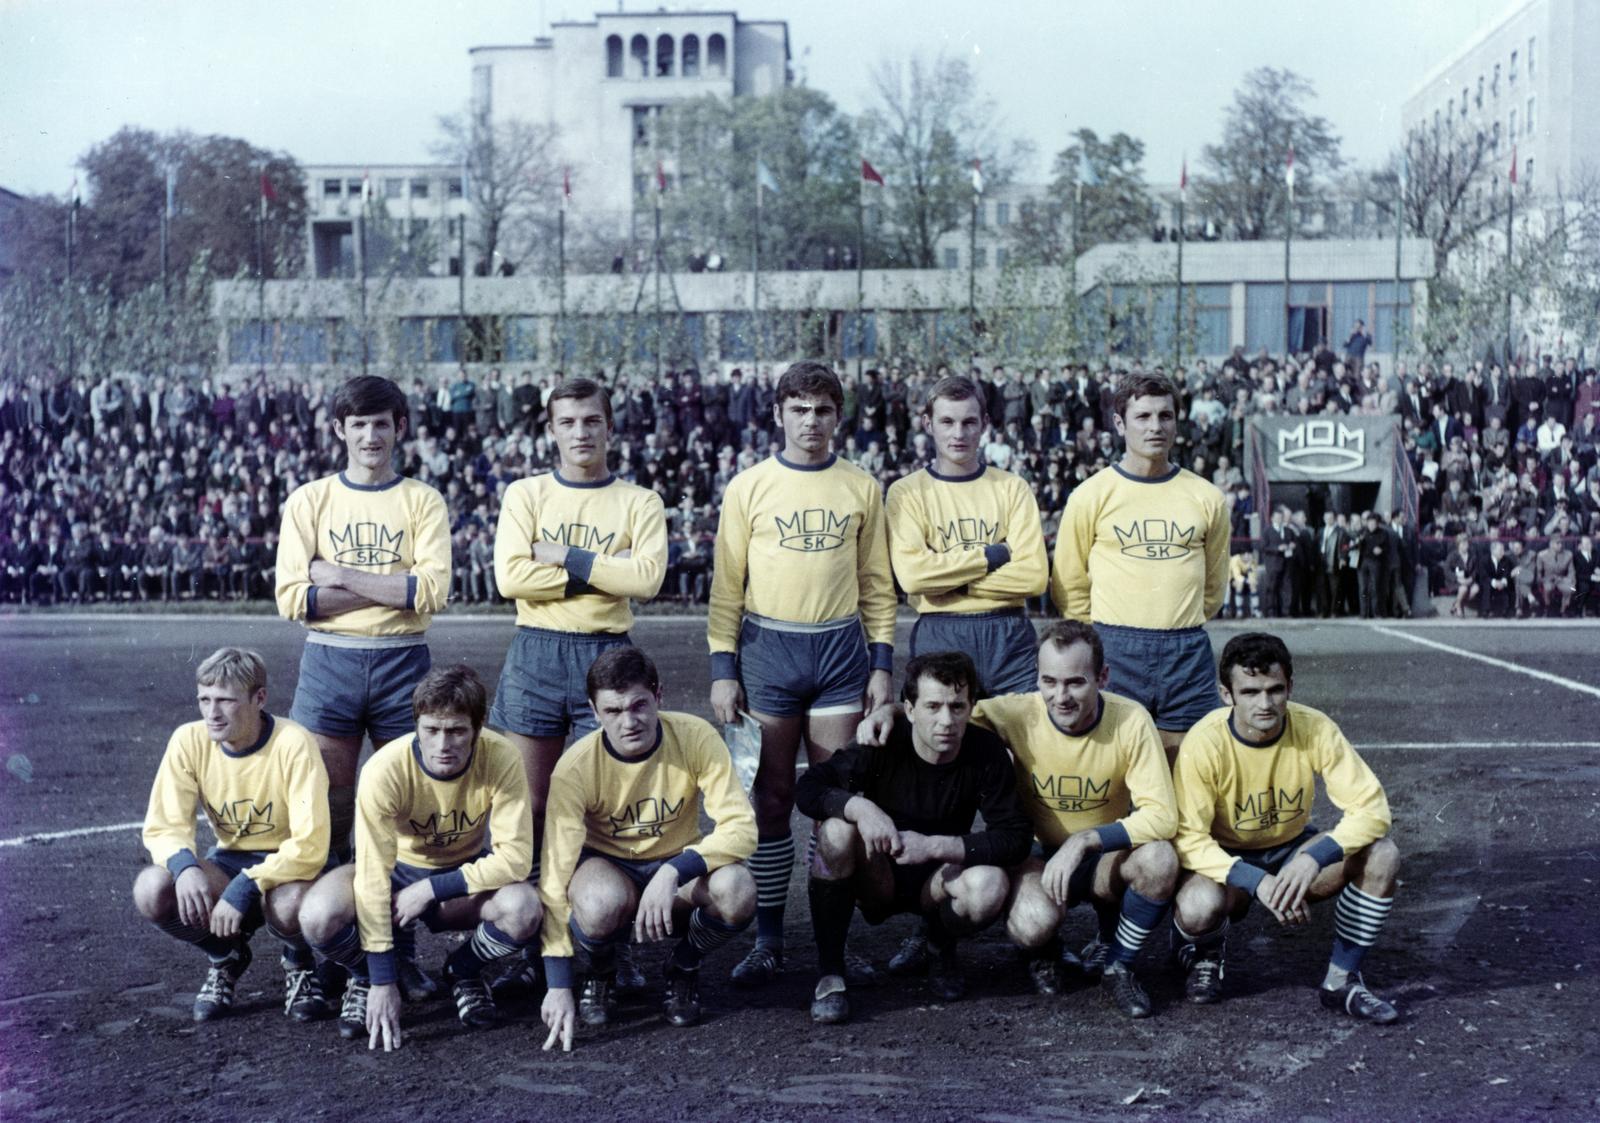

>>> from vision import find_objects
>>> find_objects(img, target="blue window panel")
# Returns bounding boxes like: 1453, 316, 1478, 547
1245, 283, 1285, 353
1332, 283, 1370, 342
933, 311, 972, 359
1374, 281, 1413, 305
843, 312, 877, 359
661, 313, 705, 366
334, 321, 375, 364
281, 321, 328, 365
504, 316, 539, 362
1193, 283, 1231, 307
1195, 308, 1231, 356
1290, 282, 1326, 304
428, 317, 461, 364
1373, 304, 1412, 353
229, 321, 269, 365
397, 319, 426, 364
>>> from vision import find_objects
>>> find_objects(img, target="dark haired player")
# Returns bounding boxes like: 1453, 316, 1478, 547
1050, 373, 1229, 764
539, 646, 756, 1051
276, 374, 451, 997
1171, 632, 1402, 1023
796, 652, 1030, 1024
708, 361, 897, 987
491, 376, 667, 992
298, 664, 539, 1048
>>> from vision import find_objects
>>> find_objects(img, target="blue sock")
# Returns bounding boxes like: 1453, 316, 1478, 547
1328, 884, 1392, 980
446, 920, 527, 979
749, 833, 795, 947
673, 908, 748, 970
570, 914, 623, 972
310, 921, 369, 982
1112, 887, 1169, 965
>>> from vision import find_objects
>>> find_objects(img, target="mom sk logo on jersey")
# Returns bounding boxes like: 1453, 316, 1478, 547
1031, 772, 1111, 813
329, 522, 404, 566
207, 798, 275, 839
609, 795, 685, 839
541, 523, 617, 552
775, 509, 850, 551
933, 518, 1000, 552
1233, 786, 1307, 832
410, 808, 487, 849
1112, 518, 1196, 560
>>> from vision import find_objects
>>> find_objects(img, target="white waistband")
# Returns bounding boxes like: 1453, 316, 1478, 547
745, 613, 860, 636
306, 630, 428, 650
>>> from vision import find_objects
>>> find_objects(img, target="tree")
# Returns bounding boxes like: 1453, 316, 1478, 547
1194, 68, 1342, 241
859, 52, 1032, 267
1049, 128, 1153, 250
433, 106, 562, 276
1365, 123, 1504, 278
658, 87, 859, 271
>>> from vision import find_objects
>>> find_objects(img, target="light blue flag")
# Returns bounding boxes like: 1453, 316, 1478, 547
757, 159, 779, 196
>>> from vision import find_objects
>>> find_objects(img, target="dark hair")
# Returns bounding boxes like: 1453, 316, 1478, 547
775, 361, 843, 411
585, 645, 660, 700
1217, 632, 1292, 690
548, 377, 613, 426
1036, 619, 1104, 674
1112, 373, 1179, 420
332, 375, 408, 426
902, 651, 979, 704
412, 664, 488, 730
924, 375, 986, 415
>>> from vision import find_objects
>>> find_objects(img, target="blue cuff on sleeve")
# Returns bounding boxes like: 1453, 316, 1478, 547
220, 871, 262, 913
1304, 835, 1346, 869
868, 642, 894, 672
368, 950, 398, 987
429, 870, 470, 901
710, 652, 738, 681
1093, 822, 1132, 852
306, 586, 319, 621
564, 575, 595, 597
564, 547, 597, 583
405, 574, 417, 612
544, 956, 575, 990
1226, 859, 1269, 896
165, 848, 201, 880
666, 850, 708, 883
983, 543, 1011, 572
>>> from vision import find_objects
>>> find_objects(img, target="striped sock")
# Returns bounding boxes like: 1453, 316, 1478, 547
749, 833, 795, 947
266, 920, 314, 970
672, 907, 748, 970
155, 915, 234, 962
1112, 887, 1169, 965
570, 914, 623, 972
1327, 884, 1393, 983
446, 920, 528, 980
310, 921, 370, 981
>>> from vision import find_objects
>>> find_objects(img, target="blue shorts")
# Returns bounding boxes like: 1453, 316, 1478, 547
290, 640, 431, 744
1224, 826, 1319, 914
1097, 624, 1216, 732
1028, 841, 1105, 908
577, 847, 671, 892
489, 626, 631, 739
738, 616, 869, 718
910, 609, 1038, 697
206, 846, 268, 880
390, 855, 483, 931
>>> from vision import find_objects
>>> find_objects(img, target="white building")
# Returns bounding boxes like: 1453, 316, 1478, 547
300, 164, 468, 280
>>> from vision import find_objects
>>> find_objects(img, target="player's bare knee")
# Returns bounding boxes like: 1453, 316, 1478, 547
132, 865, 175, 920
707, 864, 757, 925
1359, 837, 1401, 891
572, 884, 632, 938
814, 817, 859, 873
264, 883, 309, 935
297, 880, 354, 944
1129, 841, 1179, 898
486, 882, 542, 942
1005, 884, 1060, 949
952, 865, 1008, 922
1174, 873, 1227, 934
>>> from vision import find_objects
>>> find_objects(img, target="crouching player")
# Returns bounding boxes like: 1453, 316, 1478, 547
134, 648, 330, 1022
976, 621, 1178, 1018
1171, 632, 1402, 1024
539, 647, 757, 1051
797, 652, 1031, 1024
298, 665, 539, 1049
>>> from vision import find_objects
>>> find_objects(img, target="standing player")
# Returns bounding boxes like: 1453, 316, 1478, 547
133, 648, 330, 1022
1050, 373, 1229, 764
276, 373, 450, 996
492, 376, 667, 989
708, 360, 897, 986
795, 652, 1031, 1024
1171, 632, 1401, 1023
298, 665, 539, 1048
538, 647, 757, 1050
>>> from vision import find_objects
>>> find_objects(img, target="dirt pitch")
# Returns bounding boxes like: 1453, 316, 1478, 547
1, 613, 1597, 1123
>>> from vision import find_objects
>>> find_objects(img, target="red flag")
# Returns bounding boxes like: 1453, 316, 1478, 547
260, 172, 278, 202
861, 158, 885, 186
1509, 143, 1518, 185
563, 166, 571, 200
655, 160, 667, 193
1180, 156, 1188, 200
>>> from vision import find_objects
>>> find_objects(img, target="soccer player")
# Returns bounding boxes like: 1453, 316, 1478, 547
298, 665, 539, 1048
491, 376, 667, 990
1050, 373, 1229, 764
276, 374, 450, 994
133, 648, 330, 1022
539, 647, 757, 1050
707, 361, 897, 986
796, 652, 1031, 1024
1171, 632, 1401, 1024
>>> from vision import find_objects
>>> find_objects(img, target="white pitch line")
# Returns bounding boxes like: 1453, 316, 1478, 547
1355, 741, 1600, 751
0, 820, 143, 848
1369, 624, 1600, 701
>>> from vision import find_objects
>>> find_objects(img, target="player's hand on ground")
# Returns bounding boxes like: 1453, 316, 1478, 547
392, 878, 436, 928
634, 866, 680, 943
710, 679, 744, 725
1263, 852, 1319, 923
854, 704, 896, 746
366, 982, 402, 1051
864, 669, 894, 715
208, 899, 245, 938
1042, 837, 1089, 906
846, 797, 899, 856
542, 988, 575, 1052
174, 866, 215, 929
308, 559, 344, 588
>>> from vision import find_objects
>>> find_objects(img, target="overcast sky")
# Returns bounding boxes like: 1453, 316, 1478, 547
2, 0, 1511, 197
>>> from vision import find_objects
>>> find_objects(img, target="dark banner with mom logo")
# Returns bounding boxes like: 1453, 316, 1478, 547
1245, 416, 1403, 516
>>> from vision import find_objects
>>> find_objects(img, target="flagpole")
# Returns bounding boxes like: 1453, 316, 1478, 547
1174, 182, 1185, 370
654, 187, 663, 382
1394, 154, 1404, 362
1505, 150, 1515, 360
160, 170, 171, 305
66, 184, 77, 377
1283, 144, 1293, 363
358, 205, 369, 375
855, 184, 865, 381
256, 166, 266, 346
754, 159, 763, 379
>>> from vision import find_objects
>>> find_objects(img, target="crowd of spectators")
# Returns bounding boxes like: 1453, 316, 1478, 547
1, 335, 1597, 617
